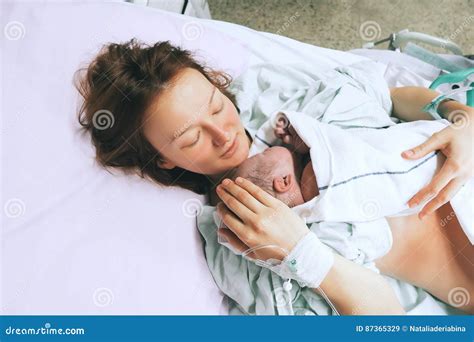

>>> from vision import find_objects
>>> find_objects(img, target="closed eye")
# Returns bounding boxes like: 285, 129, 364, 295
187, 131, 200, 148
214, 101, 224, 114
185, 100, 224, 148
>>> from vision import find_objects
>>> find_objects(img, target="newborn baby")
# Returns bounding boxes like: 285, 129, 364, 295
228, 116, 316, 208
228, 146, 316, 208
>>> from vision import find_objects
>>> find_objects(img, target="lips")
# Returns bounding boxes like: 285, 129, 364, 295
221, 135, 238, 158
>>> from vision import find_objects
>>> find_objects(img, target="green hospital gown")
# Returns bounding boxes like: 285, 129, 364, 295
197, 60, 428, 315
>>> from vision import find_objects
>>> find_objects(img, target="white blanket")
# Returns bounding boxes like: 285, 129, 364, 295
197, 59, 470, 315
273, 111, 474, 245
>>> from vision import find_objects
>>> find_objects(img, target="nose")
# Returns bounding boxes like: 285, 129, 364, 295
206, 122, 230, 147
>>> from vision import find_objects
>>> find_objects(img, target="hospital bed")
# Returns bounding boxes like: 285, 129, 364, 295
1, 0, 472, 315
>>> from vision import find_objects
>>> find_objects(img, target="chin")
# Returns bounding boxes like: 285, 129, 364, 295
219, 134, 249, 169
235, 143, 249, 164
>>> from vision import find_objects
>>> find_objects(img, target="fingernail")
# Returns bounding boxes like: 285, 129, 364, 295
219, 235, 228, 244
403, 150, 414, 157
236, 177, 243, 184
419, 212, 425, 220
222, 179, 231, 185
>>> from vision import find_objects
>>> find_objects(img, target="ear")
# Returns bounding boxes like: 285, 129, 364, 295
157, 158, 176, 170
273, 174, 293, 193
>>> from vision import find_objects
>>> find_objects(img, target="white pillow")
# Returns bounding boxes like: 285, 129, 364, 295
2, 0, 367, 314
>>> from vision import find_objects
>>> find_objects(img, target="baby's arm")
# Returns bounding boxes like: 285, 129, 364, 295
274, 116, 310, 154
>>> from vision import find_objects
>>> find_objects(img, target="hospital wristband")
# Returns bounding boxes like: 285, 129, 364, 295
269, 231, 334, 289
422, 95, 456, 120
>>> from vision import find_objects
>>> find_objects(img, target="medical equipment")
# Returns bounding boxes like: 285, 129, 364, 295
9, 0, 471, 316
421, 68, 474, 120
217, 218, 340, 315
362, 28, 474, 120
240, 241, 340, 316
362, 29, 464, 56
430, 68, 474, 106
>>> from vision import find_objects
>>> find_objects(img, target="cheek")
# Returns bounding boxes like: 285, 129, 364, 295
223, 101, 241, 126
179, 145, 217, 172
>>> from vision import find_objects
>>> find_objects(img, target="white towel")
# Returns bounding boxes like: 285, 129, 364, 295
276, 110, 473, 244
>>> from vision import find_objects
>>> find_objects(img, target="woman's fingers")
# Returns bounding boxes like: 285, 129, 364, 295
233, 177, 281, 208
216, 202, 246, 239
418, 177, 465, 219
402, 131, 446, 160
217, 179, 263, 215
408, 160, 455, 208
216, 180, 258, 221
216, 202, 265, 254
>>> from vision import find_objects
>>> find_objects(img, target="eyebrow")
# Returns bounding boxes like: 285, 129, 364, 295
171, 87, 217, 142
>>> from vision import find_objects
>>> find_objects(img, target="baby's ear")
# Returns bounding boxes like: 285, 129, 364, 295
273, 174, 293, 193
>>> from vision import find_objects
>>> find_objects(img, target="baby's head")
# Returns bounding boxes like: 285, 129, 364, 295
229, 146, 305, 208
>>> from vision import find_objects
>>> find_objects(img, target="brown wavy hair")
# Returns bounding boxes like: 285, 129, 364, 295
74, 39, 238, 195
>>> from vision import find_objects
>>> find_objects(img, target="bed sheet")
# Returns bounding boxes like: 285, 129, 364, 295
1, 0, 453, 315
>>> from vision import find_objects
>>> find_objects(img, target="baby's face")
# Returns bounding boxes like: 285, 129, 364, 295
231, 146, 305, 207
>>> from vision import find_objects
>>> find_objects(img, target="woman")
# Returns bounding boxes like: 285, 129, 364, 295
75, 39, 473, 314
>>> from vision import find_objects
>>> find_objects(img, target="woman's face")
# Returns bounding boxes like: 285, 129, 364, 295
143, 68, 250, 178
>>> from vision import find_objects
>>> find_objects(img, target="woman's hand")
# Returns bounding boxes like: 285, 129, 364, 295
215, 177, 405, 314
390, 87, 473, 219
215, 177, 308, 261
402, 109, 474, 219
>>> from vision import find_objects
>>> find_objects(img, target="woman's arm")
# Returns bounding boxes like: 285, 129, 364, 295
216, 177, 405, 315
316, 254, 405, 315
390, 86, 474, 122
389, 86, 474, 218
390, 86, 439, 121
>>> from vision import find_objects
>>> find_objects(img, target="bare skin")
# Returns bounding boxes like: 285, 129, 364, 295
219, 146, 316, 207
223, 145, 474, 313
144, 67, 474, 314
382, 204, 474, 313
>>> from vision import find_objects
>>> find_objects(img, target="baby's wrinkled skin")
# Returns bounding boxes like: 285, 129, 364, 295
230, 146, 319, 208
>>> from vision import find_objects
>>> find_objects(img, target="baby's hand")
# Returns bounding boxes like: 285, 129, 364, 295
274, 116, 309, 154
